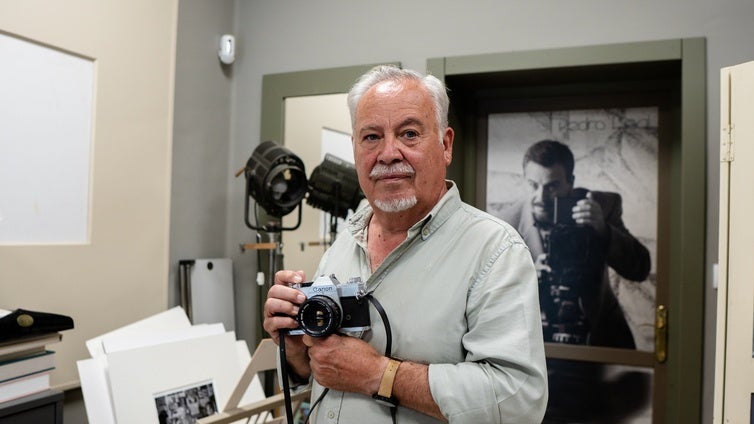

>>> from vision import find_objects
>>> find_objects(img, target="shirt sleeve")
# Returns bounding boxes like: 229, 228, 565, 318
427, 240, 548, 424
602, 194, 651, 282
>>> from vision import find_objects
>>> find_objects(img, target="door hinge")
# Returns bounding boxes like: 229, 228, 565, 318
721, 125, 734, 162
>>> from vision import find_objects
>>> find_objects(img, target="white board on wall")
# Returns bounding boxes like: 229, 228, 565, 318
0, 32, 94, 244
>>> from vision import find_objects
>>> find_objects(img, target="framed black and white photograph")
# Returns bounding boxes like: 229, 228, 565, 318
486, 107, 658, 352
154, 380, 218, 424
483, 107, 659, 423
482, 106, 660, 423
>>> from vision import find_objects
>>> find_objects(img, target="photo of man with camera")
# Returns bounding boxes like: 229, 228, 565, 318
500, 139, 651, 349
499, 139, 652, 422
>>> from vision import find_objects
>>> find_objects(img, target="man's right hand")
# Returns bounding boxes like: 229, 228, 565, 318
262, 269, 312, 379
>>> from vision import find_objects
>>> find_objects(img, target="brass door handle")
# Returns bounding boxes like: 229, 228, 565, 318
655, 305, 668, 363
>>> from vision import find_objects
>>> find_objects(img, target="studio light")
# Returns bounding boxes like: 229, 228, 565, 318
244, 140, 308, 231
306, 153, 364, 219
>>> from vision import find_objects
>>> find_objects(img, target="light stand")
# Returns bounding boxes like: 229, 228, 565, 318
241, 140, 309, 419
242, 139, 310, 340
240, 145, 364, 424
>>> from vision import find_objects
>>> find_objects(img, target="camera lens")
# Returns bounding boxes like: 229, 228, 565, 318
298, 296, 342, 337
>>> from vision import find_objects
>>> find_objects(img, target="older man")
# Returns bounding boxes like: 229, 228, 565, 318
263, 65, 547, 423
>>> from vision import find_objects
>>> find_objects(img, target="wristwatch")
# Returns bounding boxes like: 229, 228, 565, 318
372, 358, 402, 407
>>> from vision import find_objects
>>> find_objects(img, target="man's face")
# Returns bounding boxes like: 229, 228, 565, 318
523, 161, 573, 224
352, 79, 453, 214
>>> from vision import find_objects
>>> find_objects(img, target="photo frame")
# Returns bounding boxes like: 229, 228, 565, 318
154, 380, 219, 423
486, 107, 658, 352
484, 106, 659, 423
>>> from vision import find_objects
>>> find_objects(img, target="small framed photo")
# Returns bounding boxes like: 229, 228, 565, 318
154, 380, 219, 424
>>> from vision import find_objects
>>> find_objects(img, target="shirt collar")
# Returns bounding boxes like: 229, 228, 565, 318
348, 180, 462, 243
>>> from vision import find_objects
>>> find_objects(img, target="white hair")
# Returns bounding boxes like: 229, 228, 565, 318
347, 65, 450, 140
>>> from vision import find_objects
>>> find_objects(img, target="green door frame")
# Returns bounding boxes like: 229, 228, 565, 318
260, 63, 400, 143
427, 38, 706, 423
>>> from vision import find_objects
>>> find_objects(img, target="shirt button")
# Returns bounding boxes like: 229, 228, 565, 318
328, 410, 335, 419
422, 227, 430, 237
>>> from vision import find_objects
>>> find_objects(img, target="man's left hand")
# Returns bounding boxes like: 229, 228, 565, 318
302, 334, 388, 396
573, 192, 607, 237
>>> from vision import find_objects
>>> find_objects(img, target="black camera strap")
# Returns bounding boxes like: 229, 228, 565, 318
367, 292, 393, 357
367, 293, 397, 424
278, 332, 296, 423
279, 292, 395, 424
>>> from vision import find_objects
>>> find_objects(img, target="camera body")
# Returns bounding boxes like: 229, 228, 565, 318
289, 274, 371, 337
552, 195, 579, 226
540, 194, 604, 345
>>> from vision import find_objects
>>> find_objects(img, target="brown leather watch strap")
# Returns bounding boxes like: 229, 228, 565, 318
377, 358, 402, 398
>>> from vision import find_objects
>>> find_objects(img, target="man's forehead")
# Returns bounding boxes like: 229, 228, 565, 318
355, 83, 433, 126
373, 80, 402, 94
524, 162, 569, 179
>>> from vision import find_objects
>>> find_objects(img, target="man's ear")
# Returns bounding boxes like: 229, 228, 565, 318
443, 127, 454, 165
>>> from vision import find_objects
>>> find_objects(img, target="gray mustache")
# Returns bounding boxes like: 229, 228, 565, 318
369, 163, 415, 178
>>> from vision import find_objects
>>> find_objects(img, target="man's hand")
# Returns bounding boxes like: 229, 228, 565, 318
263, 269, 311, 379
302, 334, 387, 396
573, 191, 607, 237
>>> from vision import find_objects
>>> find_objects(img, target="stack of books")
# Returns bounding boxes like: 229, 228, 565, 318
0, 332, 60, 404
0, 308, 72, 405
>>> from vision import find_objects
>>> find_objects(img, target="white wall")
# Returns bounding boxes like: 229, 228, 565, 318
221, 1, 754, 421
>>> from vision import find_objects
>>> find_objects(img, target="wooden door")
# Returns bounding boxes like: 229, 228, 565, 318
714, 59, 754, 423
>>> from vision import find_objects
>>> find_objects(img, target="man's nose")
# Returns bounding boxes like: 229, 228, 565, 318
533, 185, 545, 202
377, 134, 403, 163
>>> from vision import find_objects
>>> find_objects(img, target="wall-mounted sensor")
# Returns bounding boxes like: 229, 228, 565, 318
218, 34, 235, 65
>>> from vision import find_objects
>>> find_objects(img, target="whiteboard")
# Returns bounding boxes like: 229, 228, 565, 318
0, 32, 94, 244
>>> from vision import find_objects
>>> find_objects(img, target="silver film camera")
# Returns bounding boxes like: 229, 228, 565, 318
288, 274, 371, 337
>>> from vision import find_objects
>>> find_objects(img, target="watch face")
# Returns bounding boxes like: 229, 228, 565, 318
372, 394, 398, 408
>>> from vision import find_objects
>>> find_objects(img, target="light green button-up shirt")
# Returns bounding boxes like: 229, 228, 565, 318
305, 182, 547, 423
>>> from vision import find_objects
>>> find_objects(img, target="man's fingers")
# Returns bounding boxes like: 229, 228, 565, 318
262, 313, 300, 334
264, 296, 301, 318
274, 269, 306, 286
268, 284, 307, 305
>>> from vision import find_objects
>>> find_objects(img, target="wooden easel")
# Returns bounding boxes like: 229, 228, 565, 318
198, 339, 310, 424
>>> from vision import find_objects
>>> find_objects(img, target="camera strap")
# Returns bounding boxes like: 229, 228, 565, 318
279, 292, 396, 424
367, 292, 393, 357
367, 293, 398, 424
278, 332, 296, 424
